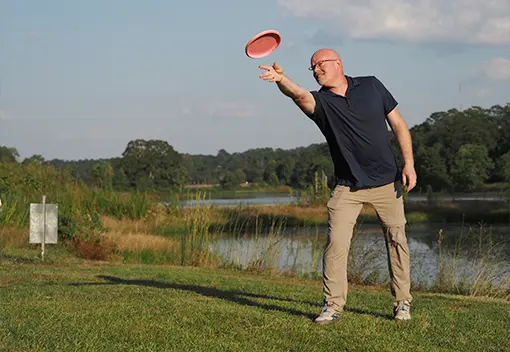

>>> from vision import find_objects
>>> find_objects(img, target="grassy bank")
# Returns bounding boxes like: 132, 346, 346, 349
205, 199, 510, 229
182, 184, 293, 199
1, 263, 509, 352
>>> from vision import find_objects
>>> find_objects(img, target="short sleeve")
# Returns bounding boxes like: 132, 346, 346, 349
309, 91, 326, 124
373, 77, 398, 115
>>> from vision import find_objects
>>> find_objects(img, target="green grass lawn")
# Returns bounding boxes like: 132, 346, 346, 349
1, 262, 509, 352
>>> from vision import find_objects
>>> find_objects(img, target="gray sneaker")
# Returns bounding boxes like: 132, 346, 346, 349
394, 300, 411, 321
314, 305, 341, 325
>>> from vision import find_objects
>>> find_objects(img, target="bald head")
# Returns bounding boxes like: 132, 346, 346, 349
311, 48, 342, 62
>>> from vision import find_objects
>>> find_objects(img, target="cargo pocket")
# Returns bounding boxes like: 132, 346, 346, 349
384, 225, 407, 246
326, 185, 347, 209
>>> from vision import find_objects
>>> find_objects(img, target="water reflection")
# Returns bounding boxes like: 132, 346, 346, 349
209, 223, 510, 287
179, 194, 507, 207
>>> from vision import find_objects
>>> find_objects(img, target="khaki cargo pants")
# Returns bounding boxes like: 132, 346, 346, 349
323, 181, 412, 310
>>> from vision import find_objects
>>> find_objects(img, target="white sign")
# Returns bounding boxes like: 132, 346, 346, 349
29, 203, 58, 244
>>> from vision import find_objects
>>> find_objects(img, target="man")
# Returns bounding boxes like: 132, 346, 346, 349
258, 48, 416, 324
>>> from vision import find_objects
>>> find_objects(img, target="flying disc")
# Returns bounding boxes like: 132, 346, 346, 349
245, 30, 281, 59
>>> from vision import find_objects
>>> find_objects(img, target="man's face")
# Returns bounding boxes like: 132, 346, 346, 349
310, 54, 341, 86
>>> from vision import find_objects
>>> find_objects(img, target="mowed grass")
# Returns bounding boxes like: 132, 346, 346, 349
1, 263, 509, 352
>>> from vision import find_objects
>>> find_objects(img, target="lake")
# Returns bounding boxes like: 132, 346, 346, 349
179, 194, 507, 207
208, 222, 510, 288
176, 194, 509, 291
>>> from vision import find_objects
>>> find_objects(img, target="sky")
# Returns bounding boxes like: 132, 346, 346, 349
1, 0, 509, 161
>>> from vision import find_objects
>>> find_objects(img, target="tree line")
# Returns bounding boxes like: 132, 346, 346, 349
1, 103, 510, 193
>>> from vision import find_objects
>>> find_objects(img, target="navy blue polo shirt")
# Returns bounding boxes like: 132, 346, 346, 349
309, 75, 400, 188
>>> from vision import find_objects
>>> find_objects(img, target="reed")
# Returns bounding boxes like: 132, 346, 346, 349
433, 222, 510, 300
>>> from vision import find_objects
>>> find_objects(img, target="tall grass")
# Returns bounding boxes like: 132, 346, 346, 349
180, 191, 219, 267
0, 162, 154, 260
434, 223, 510, 300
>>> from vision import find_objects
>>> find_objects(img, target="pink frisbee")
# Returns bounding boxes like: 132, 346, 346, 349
245, 30, 281, 59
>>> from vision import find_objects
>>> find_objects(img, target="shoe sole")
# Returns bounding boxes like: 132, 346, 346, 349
394, 317, 411, 322
314, 317, 341, 325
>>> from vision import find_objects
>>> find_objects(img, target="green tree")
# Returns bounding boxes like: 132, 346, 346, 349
22, 154, 45, 166
451, 144, 494, 192
112, 167, 130, 190
219, 171, 239, 189
91, 161, 114, 190
0, 146, 19, 163
121, 139, 189, 191
415, 143, 451, 191
497, 151, 510, 182
264, 160, 278, 184
234, 168, 247, 183
291, 161, 309, 189
276, 157, 295, 184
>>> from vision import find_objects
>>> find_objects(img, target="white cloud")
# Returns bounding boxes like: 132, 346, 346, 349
206, 101, 258, 118
278, 0, 510, 45
480, 57, 510, 80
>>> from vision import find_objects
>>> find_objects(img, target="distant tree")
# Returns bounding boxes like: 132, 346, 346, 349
91, 161, 114, 190
120, 139, 188, 191
0, 146, 19, 163
112, 167, 130, 190
276, 157, 295, 184
234, 168, 246, 183
267, 173, 279, 186
415, 143, 451, 191
219, 171, 239, 189
264, 160, 278, 184
291, 160, 309, 189
451, 144, 494, 192
498, 152, 510, 182
22, 154, 45, 166
216, 149, 230, 164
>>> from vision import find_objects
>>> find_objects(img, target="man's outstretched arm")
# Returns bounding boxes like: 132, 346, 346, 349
259, 62, 316, 116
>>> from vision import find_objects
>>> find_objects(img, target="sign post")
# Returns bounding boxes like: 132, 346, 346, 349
30, 195, 58, 261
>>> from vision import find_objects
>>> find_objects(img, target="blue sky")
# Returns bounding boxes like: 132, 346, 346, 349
1, 0, 509, 161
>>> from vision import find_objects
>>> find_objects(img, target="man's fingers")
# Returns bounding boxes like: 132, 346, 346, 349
403, 172, 417, 192
259, 65, 273, 71
259, 71, 281, 83
409, 176, 417, 191
402, 173, 410, 193
259, 72, 273, 80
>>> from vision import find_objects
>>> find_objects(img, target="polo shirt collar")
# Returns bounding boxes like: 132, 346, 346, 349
319, 75, 360, 96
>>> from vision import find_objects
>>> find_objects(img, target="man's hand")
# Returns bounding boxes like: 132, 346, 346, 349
402, 164, 417, 193
259, 62, 284, 83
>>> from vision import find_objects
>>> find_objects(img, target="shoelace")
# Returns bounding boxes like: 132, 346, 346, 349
396, 301, 409, 312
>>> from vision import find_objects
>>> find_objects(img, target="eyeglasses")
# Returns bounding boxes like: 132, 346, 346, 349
308, 59, 338, 71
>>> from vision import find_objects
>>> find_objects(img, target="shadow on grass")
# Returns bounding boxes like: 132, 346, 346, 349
0, 253, 40, 264
70, 275, 393, 321
71, 275, 316, 320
